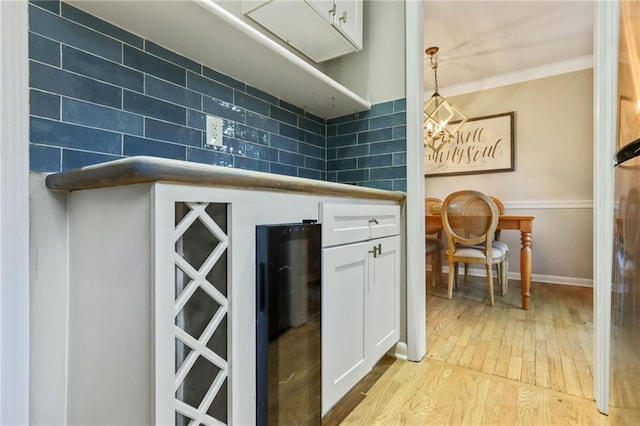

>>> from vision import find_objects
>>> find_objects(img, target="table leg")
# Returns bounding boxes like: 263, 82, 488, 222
521, 230, 533, 309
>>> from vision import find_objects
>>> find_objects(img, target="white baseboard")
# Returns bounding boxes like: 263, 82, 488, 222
435, 265, 593, 287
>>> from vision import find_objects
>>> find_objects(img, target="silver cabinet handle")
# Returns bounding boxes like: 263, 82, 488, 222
368, 243, 382, 258
369, 218, 379, 225
329, 4, 337, 15
339, 11, 347, 23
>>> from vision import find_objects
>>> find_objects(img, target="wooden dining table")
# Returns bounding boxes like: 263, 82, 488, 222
426, 214, 535, 310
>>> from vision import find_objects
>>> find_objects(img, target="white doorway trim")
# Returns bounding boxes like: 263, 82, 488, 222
0, 0, 30, 423
593, 0, 618, 414
405, 0, 425, 361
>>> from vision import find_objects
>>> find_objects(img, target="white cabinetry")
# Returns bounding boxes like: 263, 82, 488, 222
320, 203, 400, 414
243, 0, 363, 62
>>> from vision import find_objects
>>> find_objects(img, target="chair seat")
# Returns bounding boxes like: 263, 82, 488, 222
450, 245, 506, 260
468, 240, 509, 252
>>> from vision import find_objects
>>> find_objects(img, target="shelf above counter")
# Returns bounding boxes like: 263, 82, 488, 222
67, 0, 371, 119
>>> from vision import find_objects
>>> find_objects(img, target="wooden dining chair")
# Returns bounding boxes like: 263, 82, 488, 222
441, 190, 507, 306
425, 198, 443, 286
463, 195, 509, 295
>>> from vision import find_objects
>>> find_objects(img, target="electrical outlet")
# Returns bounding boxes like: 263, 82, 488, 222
206, 115, 224, 147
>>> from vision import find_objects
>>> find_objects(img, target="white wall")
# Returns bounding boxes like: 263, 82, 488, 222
427, 69, 594, 284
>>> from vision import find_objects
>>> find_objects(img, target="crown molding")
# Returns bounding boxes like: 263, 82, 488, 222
424, 55, 594, 99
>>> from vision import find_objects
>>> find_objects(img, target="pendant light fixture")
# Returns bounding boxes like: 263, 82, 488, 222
424, 46, 468, 153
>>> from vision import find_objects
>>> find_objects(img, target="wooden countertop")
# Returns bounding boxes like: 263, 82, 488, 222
45, 156, 406, 202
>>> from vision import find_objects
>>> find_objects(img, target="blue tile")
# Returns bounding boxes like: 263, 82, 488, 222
326, 171, 337, 182
369, 100, 394, 117
369, 166, 405, 180
203, 67, 246, 91
62, 98, 143, 135
270, 163, 297, 177
336, 144, 368, 159
60, 3, 143, 48
298, 116, 323, 135
221, 137, 246, 155
298, 168, 321, 180
279, 123, 304, 140
279, 100, 304, 115
187, 73, 233, 103
30, 144, 61, 172
327, 148, 336, 160
327, 133, 356, 148
62, 149, 122, 170
369, 139, 406, 155
234, 124, 269, 145
393, 152, 406, 166
393, 179, 407, 192
29, 33, 60, 66
279, 151, 304, 167
145, 41, 200, 73
393, 98, 406, 112
203, 97, 245, 122
30, 117, 121, 154
62, 46, 143, 92
145, 118, 201, 147
327, 112, 360, 125
123, 91, 185, 125
327, 124, 337, 137
270, 105, 297, 126
298, 142, 321, 158
358, 128, 393, 144
123, 45, 185, 86
364, 180, 393, 191
270, 134, 297, 152
327, 158, 356, 172
123, 135, 186, 160
246, 112, 279, 133
234, 91, 269, 116
369, 112, 406, 130
31, 62, 122, 108
246, 86, 278, 105
30, 1, 59, 14
306, 112, 325, 125
29, 5, 121, 62
305, 157, 325, 171
245, 142, 278, 161
187, 109, 206, 130
235, 156, 269, 173
393, 125, 406, 139
337, 119, 368, 135
31, 90, 60, 119
304, 131, 324, 148
358, 154, 392, 169
146, 76, 201, 109
337, 169, 368, 182
187, 147, 233, 167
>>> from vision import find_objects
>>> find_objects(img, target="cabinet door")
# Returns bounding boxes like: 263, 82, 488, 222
321, 241, 368, 415
333, 0, 362, 49
366, 235, 400, 366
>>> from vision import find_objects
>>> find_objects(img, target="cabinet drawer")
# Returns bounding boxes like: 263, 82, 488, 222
320, 203, 400, 247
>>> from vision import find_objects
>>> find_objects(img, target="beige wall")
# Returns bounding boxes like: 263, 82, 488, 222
426, 69, 594, 284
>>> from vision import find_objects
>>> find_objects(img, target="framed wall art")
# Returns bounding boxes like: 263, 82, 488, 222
618, 96, 640, 149
425, 111, 515, 177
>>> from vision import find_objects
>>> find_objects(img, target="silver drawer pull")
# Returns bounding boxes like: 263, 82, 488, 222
339, 11, 347, 23
368, 243, 382, 258
369, 218, 379, 225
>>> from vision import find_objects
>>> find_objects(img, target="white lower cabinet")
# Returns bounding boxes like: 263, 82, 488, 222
321, 234, 400, 414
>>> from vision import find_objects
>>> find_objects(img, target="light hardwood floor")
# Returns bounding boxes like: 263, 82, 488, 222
328, 276, 640, 425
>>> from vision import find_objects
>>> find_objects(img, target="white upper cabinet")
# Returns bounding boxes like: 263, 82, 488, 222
243, 0, 363, 63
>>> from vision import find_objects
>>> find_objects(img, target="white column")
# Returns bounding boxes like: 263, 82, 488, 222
405, 0, 426, 361
593, 0, 618, 415
0, 0, 30, 423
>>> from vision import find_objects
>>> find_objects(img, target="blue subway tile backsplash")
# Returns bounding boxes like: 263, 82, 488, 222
28, 0, 406, 191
